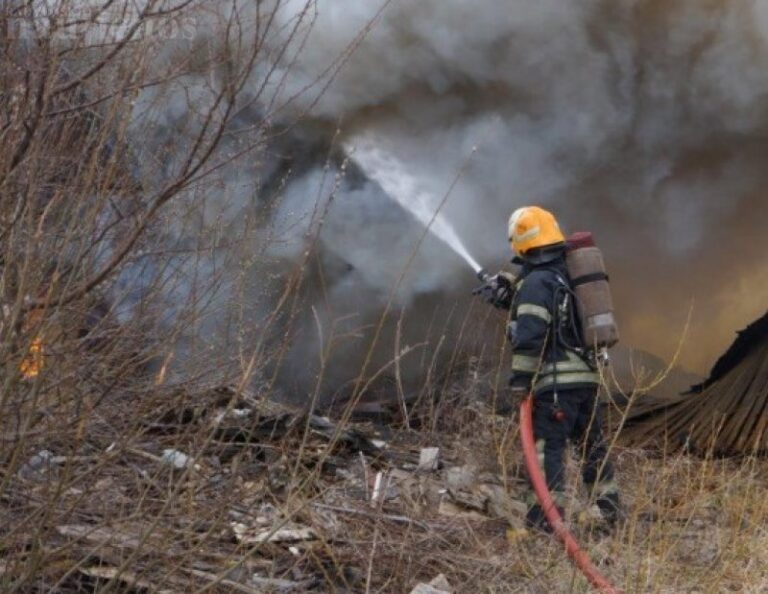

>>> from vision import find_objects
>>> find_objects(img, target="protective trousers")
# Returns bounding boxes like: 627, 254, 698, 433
528, 387, 619, 524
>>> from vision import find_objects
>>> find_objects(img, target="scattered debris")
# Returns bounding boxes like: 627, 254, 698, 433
231, 522, 316, 545
437, 500, 486, 521
311, 502, 431, 529
250, 575, 316, 592
182, 567, 267, 594
429, 574, 453, 592
161, 448, 193, 470
13, 384, 533, 591
409, 573, 453, 594
437, 463, 526, 522
18, 449, 57, 480
479, 484, 527, 523
418, 447, 440, 471
444, 464, 477, 492
77, 566, 172, 593
57, 524, 143, 550
370, 471, 388, 508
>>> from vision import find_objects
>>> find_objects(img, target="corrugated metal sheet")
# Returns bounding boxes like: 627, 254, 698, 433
621, 311, 768, 456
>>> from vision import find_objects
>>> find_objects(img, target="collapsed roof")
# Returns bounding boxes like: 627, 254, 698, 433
620, 311, 768, 456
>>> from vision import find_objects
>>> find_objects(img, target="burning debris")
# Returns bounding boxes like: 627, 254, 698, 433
17, 306, 46, 380
19, 336, 43, 379
621, 311, 768, 456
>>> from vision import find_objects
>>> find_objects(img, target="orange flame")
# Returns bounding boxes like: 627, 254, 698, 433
20, 337, 43, 379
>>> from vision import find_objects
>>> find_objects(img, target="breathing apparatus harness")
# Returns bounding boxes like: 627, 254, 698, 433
551, 273, 598, 363
528, 266, 601, 423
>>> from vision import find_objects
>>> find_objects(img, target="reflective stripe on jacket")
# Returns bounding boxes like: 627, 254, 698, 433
510, 258, 598, 395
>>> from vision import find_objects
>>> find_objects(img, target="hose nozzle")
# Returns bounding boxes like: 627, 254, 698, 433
476, 268, 490, 282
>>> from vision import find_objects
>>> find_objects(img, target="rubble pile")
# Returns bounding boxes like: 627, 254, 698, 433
0, 385, 538, 592
4, 382, 768, 591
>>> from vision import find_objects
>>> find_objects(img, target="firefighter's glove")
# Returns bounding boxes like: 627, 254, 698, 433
506, 320, 518, 348
472, 272, 515, 310
508, 374, 532, 402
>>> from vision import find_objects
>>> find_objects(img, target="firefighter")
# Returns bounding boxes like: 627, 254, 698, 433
480, 206, 621, 532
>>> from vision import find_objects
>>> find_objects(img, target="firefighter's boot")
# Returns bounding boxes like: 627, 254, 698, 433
525, 501, 565, 534
596, 492, 622, 527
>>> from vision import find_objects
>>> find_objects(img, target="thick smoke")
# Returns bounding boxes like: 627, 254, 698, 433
118, 0, 768, 402
253, 0, 768, 376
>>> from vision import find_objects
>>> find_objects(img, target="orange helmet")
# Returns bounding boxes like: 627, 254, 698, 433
507, 206, 565, 255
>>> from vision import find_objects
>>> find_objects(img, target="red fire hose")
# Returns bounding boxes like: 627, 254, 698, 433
520, 396, 623, 594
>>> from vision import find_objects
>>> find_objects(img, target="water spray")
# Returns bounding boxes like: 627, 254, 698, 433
345, 136, 501, 305
345, 136, 484, 275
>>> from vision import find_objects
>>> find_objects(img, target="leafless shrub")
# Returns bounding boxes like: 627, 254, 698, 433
0, 1, 346, 590
1, 3, 766, 593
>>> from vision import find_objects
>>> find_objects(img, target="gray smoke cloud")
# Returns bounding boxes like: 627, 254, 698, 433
253, 0, 768, 374
120, 0, 768, 400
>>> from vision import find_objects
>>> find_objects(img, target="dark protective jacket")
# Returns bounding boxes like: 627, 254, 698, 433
510, 253, 599, 395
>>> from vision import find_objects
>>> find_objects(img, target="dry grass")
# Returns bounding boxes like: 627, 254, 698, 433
2, 3, 767, 593
2, 375, 768, 593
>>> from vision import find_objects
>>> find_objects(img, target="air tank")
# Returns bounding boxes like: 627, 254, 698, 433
565, 232, 619, 349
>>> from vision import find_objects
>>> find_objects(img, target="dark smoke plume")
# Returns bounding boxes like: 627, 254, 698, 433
123, 0, 768, 400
